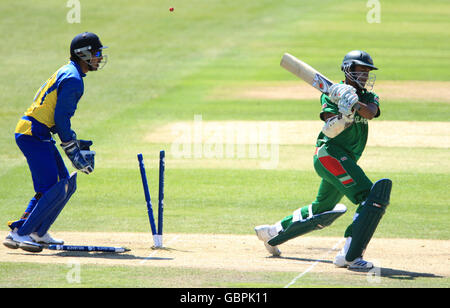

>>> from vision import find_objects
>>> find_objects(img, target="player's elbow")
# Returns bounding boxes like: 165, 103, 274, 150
365, 113, 375, 120
359, 111, 376, 120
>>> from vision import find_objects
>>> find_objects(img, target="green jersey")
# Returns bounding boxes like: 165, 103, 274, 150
316, 87, 380, 161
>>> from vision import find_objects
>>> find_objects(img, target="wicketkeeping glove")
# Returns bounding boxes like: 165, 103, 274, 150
78, 139, 93, 151
61, 140, 95, 174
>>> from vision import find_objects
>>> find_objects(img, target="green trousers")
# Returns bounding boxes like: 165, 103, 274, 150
280, 144, 373, 237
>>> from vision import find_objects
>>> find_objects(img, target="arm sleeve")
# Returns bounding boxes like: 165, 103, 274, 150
360, 91, 380, 118
319, 94, 339, 121
373, 94, 381, 118
54, 77, 82, 142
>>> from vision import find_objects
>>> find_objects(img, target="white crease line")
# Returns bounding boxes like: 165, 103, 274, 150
284, 238, 345, 288
140, 235, 180, 265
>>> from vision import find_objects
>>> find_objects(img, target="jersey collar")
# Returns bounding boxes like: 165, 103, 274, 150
70, 60, 86, 78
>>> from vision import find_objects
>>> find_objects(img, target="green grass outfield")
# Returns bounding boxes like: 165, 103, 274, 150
0, 0, 449, 288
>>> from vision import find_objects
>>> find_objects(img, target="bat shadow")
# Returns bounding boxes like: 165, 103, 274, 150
9, 251, 173, 261
54, 251, 173, 261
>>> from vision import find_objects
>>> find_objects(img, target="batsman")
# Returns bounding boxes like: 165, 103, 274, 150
3, 32, 107, 252
255, 50, 392, 269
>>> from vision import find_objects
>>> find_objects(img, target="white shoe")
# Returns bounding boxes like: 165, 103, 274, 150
333, 247, 348, 267
30, 232, 64, 245
334, 253, 373, 269
254, 225, 281, 256
346, 258, 374, 270
333, 237, 373, 269
3, 229, 43, 252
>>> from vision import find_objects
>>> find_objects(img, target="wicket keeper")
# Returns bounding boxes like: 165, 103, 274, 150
3, 32, 107, 252
255, 50, 392, 269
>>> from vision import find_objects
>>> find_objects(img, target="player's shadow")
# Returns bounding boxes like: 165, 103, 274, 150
350, 267, 444, 280
275, 255, 333, 264
276, 256, 443, 280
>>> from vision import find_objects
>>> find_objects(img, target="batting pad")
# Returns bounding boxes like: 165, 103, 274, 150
17, 173, 77, 236
268, 204, 347, 246
35, 172, 77, 236
345, 178, 392, 262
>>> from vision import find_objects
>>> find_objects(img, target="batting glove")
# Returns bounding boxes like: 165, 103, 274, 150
338, 91, 359, 117
328, 84, 356, 104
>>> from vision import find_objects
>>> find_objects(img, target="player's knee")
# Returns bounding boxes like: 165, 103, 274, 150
351, 189, 371, 205
311, 201, 338, 214
364, 178, 392, 208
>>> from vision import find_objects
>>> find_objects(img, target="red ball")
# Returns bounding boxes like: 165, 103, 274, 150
169, 7, 174, 12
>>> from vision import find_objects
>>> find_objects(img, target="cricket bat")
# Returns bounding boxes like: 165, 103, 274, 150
280, 53, 334, 95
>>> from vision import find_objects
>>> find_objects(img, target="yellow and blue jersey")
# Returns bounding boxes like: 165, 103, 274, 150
15, 60, 85, 142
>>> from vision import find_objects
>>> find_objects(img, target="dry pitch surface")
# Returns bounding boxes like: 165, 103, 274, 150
1, 232, 448, 285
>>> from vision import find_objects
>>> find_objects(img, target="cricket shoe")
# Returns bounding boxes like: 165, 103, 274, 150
346, 258, 374, 270
254, 225, 281, 257
333, 237, 373, 270
3, 229, 43, 252
334, 250, 373, 270
30, 232, 64, 246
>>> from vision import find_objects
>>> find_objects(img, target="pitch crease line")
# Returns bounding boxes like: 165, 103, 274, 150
140, 235, 180, 264
284, 238, 345, 288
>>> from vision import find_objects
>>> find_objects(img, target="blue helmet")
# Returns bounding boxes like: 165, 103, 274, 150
70, 32, 107, 70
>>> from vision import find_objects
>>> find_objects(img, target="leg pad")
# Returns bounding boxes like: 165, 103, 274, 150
18, 173, 77, 236
345, 179, 392, 262
268, 204, 347, 246
35, 172, 77, 236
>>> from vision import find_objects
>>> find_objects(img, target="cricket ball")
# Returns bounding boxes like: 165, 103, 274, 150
169, 7, 174, 12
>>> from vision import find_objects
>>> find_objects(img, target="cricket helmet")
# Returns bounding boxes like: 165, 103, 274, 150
341, 50, 378, 71
70, 32, 108, 70
341, 50, 377, 90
